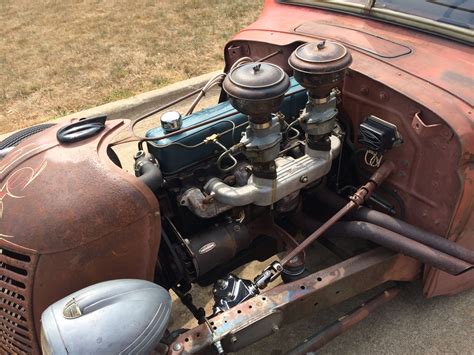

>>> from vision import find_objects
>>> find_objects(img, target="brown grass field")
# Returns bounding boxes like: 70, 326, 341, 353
0, 0, 263, 134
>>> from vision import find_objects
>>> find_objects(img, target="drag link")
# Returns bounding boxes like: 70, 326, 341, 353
254, 161, 396, 289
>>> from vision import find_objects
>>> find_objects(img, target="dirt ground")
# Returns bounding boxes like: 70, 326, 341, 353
0, 0, 262, 134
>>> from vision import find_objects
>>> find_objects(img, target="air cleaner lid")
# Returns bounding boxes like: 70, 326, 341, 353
289, 40, 352, 74
223, 62, 290, 100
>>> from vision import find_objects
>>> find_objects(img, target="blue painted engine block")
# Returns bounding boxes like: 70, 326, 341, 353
146, 78, 306, 174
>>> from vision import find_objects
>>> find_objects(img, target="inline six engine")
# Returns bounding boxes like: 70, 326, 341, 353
145, 41, 353, 294
3, 39, 471, 354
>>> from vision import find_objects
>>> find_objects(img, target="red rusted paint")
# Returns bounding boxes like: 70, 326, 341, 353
0, 119, 161, 353
229, 1, 473, 105
0, 157, 47, 219
1, 3, 471, 353
225, 0, 473, 297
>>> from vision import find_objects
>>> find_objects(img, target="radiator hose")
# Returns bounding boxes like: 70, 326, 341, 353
134, 151, 163, 192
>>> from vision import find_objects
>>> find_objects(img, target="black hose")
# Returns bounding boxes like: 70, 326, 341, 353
313, 186, 474, 264
301, 218, 472, 276
134, 151, 163, 192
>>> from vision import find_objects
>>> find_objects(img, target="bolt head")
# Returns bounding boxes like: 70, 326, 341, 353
173, 343, 182, 351
217, 279, 228, 290
360, 86, 369, 95
300, 175, 308, 183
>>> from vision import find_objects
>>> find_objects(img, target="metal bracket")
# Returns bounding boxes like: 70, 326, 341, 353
411, 111, 452, 140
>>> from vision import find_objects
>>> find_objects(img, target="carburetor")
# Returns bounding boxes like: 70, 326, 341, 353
222, 61, 290, 179
204, 42, 351, 209
289, 40, 352, 150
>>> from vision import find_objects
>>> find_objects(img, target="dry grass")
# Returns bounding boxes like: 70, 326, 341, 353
0, 0, 263, 134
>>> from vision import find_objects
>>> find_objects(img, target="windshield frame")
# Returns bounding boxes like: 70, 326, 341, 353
278, 0, 474, 44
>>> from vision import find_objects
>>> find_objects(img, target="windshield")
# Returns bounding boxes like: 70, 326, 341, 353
374, 0, 473, 29
280, 0, 474, 43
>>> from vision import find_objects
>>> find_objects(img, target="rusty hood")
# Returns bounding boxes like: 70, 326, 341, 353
0, 119, 159, 252
0, 119, 161, 353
